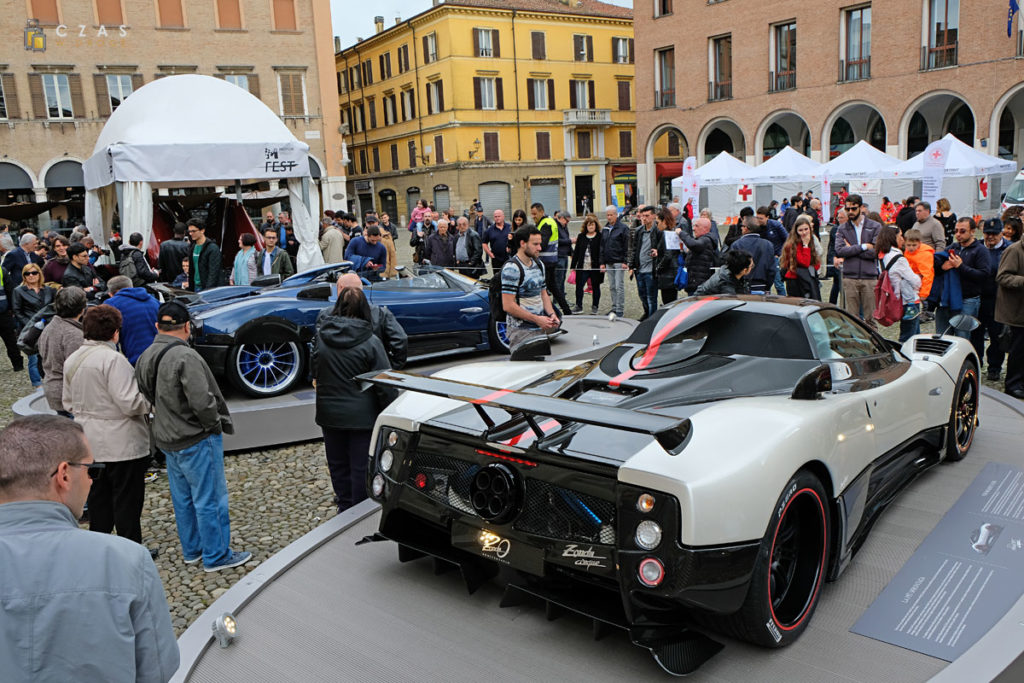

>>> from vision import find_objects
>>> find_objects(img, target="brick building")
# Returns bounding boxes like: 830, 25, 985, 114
1, 0, 344, 229
634, 0, 1024, 205
337, 0, 635, 222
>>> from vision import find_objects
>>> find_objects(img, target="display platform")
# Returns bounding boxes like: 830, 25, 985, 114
173, 390, 1024, 682
11, 315, 638, 452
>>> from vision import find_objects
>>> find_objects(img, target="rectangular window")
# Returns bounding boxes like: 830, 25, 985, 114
383, 95, 396, 125
358, 149, 368, 174
527, 78, 550, 110
710, 35, 732, 101
655, 0, 672, 18
41, 74, 74, 119
772, 22, 796, 91
216, 0, 242, 29
536, 131, 551, 160
106, 74, 132, 111
278, 72, 306, 116
569, 79, 593, 109
401, 89, 415, 120
577, 131, 591, 159
474, 28, 500, 58
31, 0, 60, 25
379, 53, 392, 80
408, 140, 417, 168
273, 0, 296, 31
398, 45, 410, 73
96, 0, 122, 25
426, 81, 444, 114
0, 76, 11, 119
367, 97, 377, 128
617, 80, 630, 111
531, 31, 546, 60
423, 32, 438, 64
668, 132, 680, 157
157, 0, 185, 28
474, 77, 503, 110
925, 0, 959, 69
362, 60, 373, 86
349, 66, 360, 90
619, 130, 632, 158
225, 74, 248, 90
655, 47, 675, 107
843, 7, 871, 81
339, 70, 348, 94
484, 132, 499, 161
390, 143, 399, 170
372, 147, 381, 173
434, 135, 444, 164
613, 37, 634, 64
573, 34, 594, 62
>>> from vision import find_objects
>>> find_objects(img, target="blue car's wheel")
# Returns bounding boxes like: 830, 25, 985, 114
228, 341, 304, 397
488, 316, 511, 354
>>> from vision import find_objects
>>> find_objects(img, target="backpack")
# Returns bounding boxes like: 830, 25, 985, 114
119, 250, 140, 285
873, 254, 904, 327
488, 258, 526, 323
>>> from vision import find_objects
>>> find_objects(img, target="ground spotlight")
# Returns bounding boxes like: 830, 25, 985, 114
212, 612, 238, 648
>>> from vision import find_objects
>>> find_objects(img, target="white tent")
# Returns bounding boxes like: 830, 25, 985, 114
821, 140, 900, 180
83, 75, 324, 271
888, 134, 1018, 216
747, 146, 824, 183
669, 152, 756, 220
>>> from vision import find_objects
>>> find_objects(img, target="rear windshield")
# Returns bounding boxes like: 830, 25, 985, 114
1005, 177, 1024, 204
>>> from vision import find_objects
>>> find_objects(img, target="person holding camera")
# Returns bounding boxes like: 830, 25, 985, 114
61, 244, 104, 297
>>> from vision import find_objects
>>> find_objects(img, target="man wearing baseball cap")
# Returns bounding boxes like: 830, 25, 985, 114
135, 301, 251, 571
974, 218, 1012, 381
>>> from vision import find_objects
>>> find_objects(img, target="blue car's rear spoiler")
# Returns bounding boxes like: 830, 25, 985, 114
361, 371, 691, 454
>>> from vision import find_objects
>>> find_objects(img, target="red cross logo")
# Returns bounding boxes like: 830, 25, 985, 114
930, 149, 944, 160
738, 184, 753, 200
979, 176, 989, 198
690, 180, 698, 191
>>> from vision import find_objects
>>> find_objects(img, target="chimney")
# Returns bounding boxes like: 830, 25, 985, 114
334, 36, 341, 52
395, 16, 401, 25
374, 16, 384, 33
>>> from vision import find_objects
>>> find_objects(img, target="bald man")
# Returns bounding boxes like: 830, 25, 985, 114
313, 272, 408, 368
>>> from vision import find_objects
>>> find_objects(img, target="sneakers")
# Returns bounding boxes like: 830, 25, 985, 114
590, 306, 599, 315
902, 303, 921, 321
570, 305, 584, 314
987, 370, 1001, 382
143, 471, 159, 484
183, 555, 202, 565
204, 550, 252, 573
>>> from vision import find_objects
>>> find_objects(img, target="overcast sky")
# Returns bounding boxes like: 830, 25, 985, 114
331, 0, 634, 52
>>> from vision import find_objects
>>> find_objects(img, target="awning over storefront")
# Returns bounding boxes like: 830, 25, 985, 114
656, 162, 683, 178
0, 163, 33, 191
44, 160, 85, 188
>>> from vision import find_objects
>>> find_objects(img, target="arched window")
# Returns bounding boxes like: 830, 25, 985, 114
763, 123, 790, 159
829, 118, 854, 158
908, 112, 928, 156
946, 104, 974, 145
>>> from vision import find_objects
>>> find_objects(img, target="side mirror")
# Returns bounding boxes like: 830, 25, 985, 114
251, 274, 281, 288
791, 364, 832, 400
296, 283, 333, 300
940, 314, 980, 337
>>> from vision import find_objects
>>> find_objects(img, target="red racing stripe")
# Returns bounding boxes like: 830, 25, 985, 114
472, 389, 513, 405
503, 418, 560, 446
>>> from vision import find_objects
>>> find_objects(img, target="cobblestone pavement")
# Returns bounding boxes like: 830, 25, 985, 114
0, 229, 1013, 636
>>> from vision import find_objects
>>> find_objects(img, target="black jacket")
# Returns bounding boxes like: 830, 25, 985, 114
158, 238, 190, 283
12, 285, 54, 327
311, 315, 398, 430
425, 232, 456, 267
949, 239, 993, 300
188, 240, 223, 292
681, 232, 717, 293
570, 233, 603, 287
600, 220, 629, 264
0, 264, 14, 317
730, 233, 777, 286
628, 226, 666, 273
317, 304, 408, 369
695, 267, 751, 296
62, 262, 102, 292
119, 246, 159, 286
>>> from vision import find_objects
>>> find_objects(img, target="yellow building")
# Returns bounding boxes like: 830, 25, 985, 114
337, 0, 634, 222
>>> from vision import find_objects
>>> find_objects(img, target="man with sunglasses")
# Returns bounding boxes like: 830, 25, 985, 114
933, 217, 991, 339
0, 415, 179, 681
835, 194, 882, 328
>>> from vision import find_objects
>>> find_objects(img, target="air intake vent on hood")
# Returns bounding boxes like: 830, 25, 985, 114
914, 338, 954, 356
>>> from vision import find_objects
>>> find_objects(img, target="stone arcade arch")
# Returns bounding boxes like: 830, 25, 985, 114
755, 110, 811, 161
821, 101, 887, 159
696, 117, 746, 165
640, 123, 689, 207
899, 91, 976, 158
989, 82, 1024, 168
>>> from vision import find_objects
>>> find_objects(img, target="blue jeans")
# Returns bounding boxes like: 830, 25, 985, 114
636, 271, 658, 319
27, 354, 41, 386
936, 296, 980, 339
773, 256, 787, 295
898, 316, 921, 343
165, 433, 232, 567
605, 263, 626, 315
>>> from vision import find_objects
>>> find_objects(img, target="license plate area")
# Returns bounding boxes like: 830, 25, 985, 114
452, 521, 545, 576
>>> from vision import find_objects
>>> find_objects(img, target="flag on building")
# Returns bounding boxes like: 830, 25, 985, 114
1010, 0, 1020, 38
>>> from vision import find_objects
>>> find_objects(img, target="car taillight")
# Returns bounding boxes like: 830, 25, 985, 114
638, 558, 665, 587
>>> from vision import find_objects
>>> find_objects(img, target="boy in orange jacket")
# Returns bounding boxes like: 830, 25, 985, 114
903, 228, 934, 299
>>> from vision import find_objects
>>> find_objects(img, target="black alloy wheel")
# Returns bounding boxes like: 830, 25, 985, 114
945, 360, 979, 462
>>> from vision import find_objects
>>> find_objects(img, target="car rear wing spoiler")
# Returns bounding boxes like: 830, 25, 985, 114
361, 371, 691, 454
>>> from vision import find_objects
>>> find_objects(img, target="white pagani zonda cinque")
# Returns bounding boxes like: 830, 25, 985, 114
361, 296, 980, 675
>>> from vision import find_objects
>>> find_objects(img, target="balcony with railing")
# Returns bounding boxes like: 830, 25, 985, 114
563, 109, 612, 126
654, 89, 675, 108
921, 42, 958, 70
839, 56, 871, 82
769, 70, 795, 93
708, 80, 732, 102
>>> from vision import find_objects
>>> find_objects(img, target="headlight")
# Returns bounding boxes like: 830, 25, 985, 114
635, 520, 662, 550
638, 558, 665, 587
386, 431, 399, 447
371, 474, 385, 498
379, 449, 394, 473
636, 493, 655, 513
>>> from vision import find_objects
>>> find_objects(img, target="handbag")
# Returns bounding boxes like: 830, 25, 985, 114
673, 253, 688, 290
567, 270, 577, 285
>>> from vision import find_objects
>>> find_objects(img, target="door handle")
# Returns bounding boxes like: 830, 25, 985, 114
459, 307, 484, 314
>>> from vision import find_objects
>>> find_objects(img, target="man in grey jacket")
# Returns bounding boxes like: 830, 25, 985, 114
135, 301, 251, 572
0, 415, 178, 683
